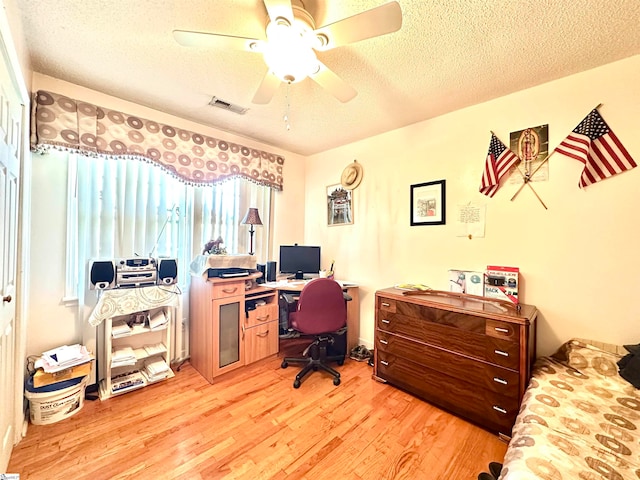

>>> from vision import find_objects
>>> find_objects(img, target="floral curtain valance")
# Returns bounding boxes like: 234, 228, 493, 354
30, 90, 284, 190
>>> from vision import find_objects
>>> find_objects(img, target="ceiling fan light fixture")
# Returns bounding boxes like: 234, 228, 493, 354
263, 20, 319, 83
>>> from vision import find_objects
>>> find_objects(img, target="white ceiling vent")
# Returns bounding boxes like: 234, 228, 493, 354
208, 96, 248, 115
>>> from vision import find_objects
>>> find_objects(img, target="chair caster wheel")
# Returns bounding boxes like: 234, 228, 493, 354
333, 377, 341, 386
337, 359, 344, 366
312, 365, 319, 371
293, 379, 301, 388
281, 361, 288, 369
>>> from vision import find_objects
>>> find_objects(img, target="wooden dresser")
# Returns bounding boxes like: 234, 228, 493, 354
374, 287, 537, 437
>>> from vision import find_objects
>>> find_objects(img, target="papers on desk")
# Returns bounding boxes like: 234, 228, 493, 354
38, 344, 93, 373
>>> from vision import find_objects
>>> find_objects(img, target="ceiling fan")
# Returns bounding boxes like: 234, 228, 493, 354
173, 0, 402, 104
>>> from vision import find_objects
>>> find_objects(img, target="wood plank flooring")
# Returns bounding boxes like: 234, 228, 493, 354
8, 354, 507, 480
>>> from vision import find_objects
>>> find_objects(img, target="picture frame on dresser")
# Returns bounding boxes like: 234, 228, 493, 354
410, 179, 446, 226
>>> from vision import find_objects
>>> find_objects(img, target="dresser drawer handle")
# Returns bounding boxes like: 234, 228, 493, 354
494, 327, 510, 333
380, 360, 389, 366
381, 319, 390, 324
492, 406, 507, 414
222, 287, 238, 294
381, 302, 390, 307
493, 377, 508, 385
494, 350, 509, 357
256, 330, 269, 338
256, 314, 270, 322
379, 339, 388, 345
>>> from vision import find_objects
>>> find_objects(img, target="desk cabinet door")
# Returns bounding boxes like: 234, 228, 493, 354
213, 298, 245, 376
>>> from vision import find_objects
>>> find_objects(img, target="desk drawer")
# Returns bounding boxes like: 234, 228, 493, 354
212, 281, 245, 299
245, 303, 278, 328
245, 320, 279, 364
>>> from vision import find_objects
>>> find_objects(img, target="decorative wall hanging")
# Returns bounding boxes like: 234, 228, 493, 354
327, 184, 353, 226
509, 124, 549, 184
554, 105, 637, 188
410, 180, 446, 226
340, 160, 364, 190
30, 90, 285, 190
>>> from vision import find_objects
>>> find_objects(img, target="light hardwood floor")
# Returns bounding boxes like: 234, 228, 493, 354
8, 354, 507, 479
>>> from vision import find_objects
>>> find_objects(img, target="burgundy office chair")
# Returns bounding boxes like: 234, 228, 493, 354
280, 278, 349, 388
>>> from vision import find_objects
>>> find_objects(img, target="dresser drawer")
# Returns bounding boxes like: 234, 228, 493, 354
485, 336, 520, 370
377, 352, 519, 434
245, 303, 278, 328
377, 311, 487, 359
486, 319, 519, 342
378, 297, 396, 313
376, 331, 520, 398
212, 281, 245, 299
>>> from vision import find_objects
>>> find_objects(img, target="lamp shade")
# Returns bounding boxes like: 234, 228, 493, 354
241, 208, 263, 226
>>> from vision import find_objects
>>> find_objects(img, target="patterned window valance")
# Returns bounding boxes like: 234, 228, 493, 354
30, 90, 284, 190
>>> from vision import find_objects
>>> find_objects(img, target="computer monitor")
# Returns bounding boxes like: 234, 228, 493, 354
279, 245, 321, 280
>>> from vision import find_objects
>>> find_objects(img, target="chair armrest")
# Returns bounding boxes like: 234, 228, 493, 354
343, 293, 352, 302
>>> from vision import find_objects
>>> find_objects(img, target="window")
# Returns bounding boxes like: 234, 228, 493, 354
63, 152, 271, 301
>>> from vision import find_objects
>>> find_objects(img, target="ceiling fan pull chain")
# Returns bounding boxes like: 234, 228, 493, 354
284, 81, 292, 131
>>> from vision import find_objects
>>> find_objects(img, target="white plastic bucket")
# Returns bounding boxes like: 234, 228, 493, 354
25, 375, 88, 425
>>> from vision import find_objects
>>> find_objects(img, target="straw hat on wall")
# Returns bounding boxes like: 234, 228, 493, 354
340, 160, 364, 190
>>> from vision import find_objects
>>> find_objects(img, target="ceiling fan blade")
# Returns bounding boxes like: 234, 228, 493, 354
309, 62, 357, 103
263, 0, 294, 25
314, 1, 402, 51
252, 71, 281, 104
173, 30, 260, 51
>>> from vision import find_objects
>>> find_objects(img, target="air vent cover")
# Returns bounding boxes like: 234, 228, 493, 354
208, 96, 248, 115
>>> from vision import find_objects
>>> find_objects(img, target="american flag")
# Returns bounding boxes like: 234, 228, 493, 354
555, 109, 637, 188
479, 133, 520, 197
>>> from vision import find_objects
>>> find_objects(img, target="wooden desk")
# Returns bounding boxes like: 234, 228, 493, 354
270, 280, 360, 354
189, 273, 279, 384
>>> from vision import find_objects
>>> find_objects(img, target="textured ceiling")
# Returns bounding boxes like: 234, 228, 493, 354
15, 0, 640, 156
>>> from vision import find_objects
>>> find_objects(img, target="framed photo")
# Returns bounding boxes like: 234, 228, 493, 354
327, 184, 353, 226
410, 180, 446, 226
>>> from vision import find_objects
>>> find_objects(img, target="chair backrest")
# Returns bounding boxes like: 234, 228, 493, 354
292, 278, 347, 335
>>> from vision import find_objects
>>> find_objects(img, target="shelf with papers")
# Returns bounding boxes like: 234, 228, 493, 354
100, 305, 174, 400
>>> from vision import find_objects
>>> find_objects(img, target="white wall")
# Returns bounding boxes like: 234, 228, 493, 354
305, 55, 640, 357
27, 73, 306, 357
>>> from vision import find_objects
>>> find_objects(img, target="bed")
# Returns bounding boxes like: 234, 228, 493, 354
500, 338, 640, 480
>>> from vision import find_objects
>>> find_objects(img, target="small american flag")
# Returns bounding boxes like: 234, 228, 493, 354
555, 109, 637, 188
479, 133, 520, 197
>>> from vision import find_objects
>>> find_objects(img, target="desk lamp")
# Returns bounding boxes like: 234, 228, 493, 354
241, 208, 262, 255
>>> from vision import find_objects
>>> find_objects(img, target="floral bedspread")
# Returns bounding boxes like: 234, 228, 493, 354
500, 339, 640, 480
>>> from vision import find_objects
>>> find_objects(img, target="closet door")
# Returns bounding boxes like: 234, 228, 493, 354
0, 50, 24, 470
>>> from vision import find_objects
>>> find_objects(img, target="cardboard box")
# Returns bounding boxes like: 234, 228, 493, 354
484, 265, 519, 304
33, 360, 93, 388
448, 269, 484, 296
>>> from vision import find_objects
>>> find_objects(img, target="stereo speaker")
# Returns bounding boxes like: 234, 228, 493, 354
266, 261, 277, 282
256, 264, 266, 284
89, 260, 116, 290
157, 258, 178, 285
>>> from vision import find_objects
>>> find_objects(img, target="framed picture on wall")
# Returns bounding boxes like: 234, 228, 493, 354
327, 184, 353, 226
410, 180, 446, 226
